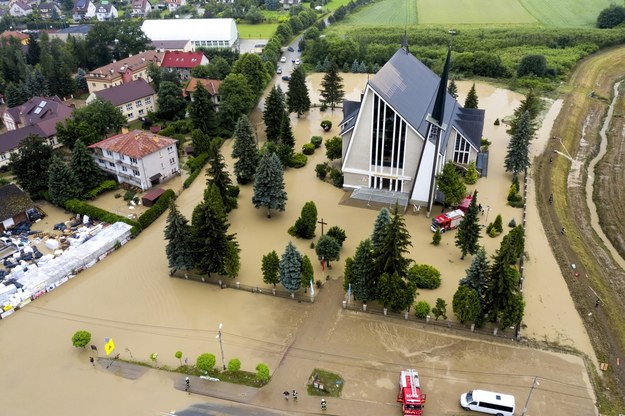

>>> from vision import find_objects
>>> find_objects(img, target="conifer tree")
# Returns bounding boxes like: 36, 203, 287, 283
351, 239, 375, 302
504, 110, 532, 175
261, 250, 280, 286
189, 82, 219, 136
483, 239, 520, 321
371, 207, 391, 251
459, 245, 490, 324
286, 67, 311, 117
508, 89, 541, 136
300, 255, 314, 289
464, 83, 479, 108
252, 152, 287, 218
499, 292, 525, 329
372, 203, 412, 279
164, 199, 195, 274
448, 78, 458, 99
292, 201, 317, 239
205, 139, 237, 212
48, 155, 80, 206
455, 190, 481, 259
279, 112, 296, 150
263, 86, 285, 143
192, 184, 236, 276
26, 68, 48, 97
505, 225, 526, 261
315, 234, 340, 267
70, 139, 101, 194
319, 62, 345, 110
223, 239, 241, 279
280, 241, 302, 292
378, 272, 416, 312
231, 115, 259, 184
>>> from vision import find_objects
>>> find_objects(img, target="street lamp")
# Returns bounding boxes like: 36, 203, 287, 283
485, 205, 491, 224
216, 323, 226, 370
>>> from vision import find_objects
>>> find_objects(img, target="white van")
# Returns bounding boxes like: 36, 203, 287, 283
460, 389, 516, 416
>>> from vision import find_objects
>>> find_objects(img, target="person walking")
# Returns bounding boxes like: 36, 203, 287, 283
283, 390, 290, 401
320, 398, 327, 410
185, 377, 190, 392
292, 390, 298, 401
89, 357, 95, 366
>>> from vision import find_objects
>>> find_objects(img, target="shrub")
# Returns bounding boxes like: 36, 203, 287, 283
432, 228, 441, 245
464, 161, 478, 185
414, 301, 431, 319
175, 350, 183, 364
329, 167, 343, 188
228, 185, 240, 198
487, 223, 497, 237
227, 358, 241, 372
84, 180, 118, 200
114, 193, 122, 199
481, 138, 491, 152
509, 218, 517, 228
494, 118, 500, 126
71, 330, 91, 348
186, 152, 209, 171
302, 143, 315, 155
432, 298, 447, 320
137, 189, 176, 229
320, 119, 332, 131
289, 152, 308, 168
310, 135, 323, 148
196, 353, 217, 373
123, 190, 136, 201
315, 163, 329, 180
326, 226, 347, 247
256, 363, 270, 382
493, 214, 503, 234
183, 169, 202, 189
408, 264, 442, 289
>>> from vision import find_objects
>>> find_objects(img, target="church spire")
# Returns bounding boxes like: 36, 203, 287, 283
401, 29, 409, 54
429, 44, 451, 128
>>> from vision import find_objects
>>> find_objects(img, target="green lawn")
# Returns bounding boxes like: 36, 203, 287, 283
343, 0, 417, 25
418, 0, 535, 24
328, 0, 359, 9
518, 0, 613, 27
238, 23, 280, 39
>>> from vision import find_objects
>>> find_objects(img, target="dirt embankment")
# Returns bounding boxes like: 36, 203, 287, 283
536, 46, 625, 410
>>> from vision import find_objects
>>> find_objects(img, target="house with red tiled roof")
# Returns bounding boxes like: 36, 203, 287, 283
161, 51, 208, 81
86, 79, 156, 122
183, 77, 222, 111
0, 97, 74, 167
89, 130, 180, 190
85, 50, 164, 93
0, 30, 29, 45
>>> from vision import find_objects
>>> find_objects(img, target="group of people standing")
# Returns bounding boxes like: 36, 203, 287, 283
283, 390, 326, 410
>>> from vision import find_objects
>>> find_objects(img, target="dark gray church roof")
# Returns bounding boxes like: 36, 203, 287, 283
367, 48, 484, 151
339, 100, 360, 135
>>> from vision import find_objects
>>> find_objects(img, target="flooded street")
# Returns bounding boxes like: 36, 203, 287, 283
0, 74, 597, 415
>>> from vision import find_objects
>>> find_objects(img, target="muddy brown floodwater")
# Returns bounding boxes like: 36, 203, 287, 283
0, 75, 597, 415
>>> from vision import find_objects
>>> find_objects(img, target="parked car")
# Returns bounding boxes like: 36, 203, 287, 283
287, 46, 294, 52
295, 59, 301, 65
280, 56, 287, 63
277, 67, 283, 74
297, 47, 302, 52
282, 75, 291, 81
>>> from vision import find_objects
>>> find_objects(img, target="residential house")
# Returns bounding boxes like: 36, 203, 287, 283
85, 50, 164, 93
8, 0, 32, 16
89, 130, 180, 191
131, 0, 151, 17
339, 44, 485, 211
0, 97, 73, 167
0, 184, 35, 232
72, 0, 96, 20
160, 50, 208, 81
166, 0, 184, 12
37, 2, 62, 19
47, 24, 92, 41
95, 1, 117, 20
149, 39, 193, 52
141, 18, 239, 50
0, 31, 29, 45
183, 77, 222, 111
86, 79, 156, 122
282, 0, 300, 9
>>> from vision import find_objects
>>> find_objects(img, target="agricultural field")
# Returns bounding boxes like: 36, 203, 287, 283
343, 0, 612, 27
238, 23, 280, 39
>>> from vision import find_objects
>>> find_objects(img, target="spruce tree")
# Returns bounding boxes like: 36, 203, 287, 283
48, 155, 80, 206
279, 112, 296, 150
263, 86, 285, 143
505, 225, 526, 261
205, 139, 237, 212
464, 83, 479, 109
261, 250, 280, 286
508, 89, 541, 136
459, 245, 490, 324
448, 79, 458, 99
371, 207, 391, 251
280, 241, 302, 292
504, 110, 532, 175
351, 239, 375, 302
189, 82, 219, 136
26, 68, 48, 97
455, 190, 481, 259
231, 115, 259, 184
70, 139, 101, 194
252, 152, 287, 218
164, 199, 195, 273
436, 161, 467, 208
223, 240, 241, 279
319, 62, 345, 110
483, 239, 520, 321
300, 255, 314, 289
286, 66, 311, 117
192, 184, 235, 276
372, 203, 412, 279
315, 234, 341, 267
292, 201, 317, 239
26, 33, 40, 65
499, 292, 525, 329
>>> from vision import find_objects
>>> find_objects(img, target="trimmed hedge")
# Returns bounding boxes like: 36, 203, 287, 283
186, 152, 209, 172
64, 199, 140, 235
310, 136, 323, 148
302, 143, 315, 155
184, 169, 202, 189
84, 180, 118, 200
137, 189, 176, 229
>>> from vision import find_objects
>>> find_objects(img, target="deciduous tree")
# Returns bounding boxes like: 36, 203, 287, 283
72, 330, 91, 348
158, 81, 187, 120
324, 136, 342, 160
432, 298, 448, 320
164, 200, 195, 274
219, 73, 255, 133
300, 255, 314, 289
231, 53, 270, 96
315, 234, 340, 267
9, 135, 53, 198
252, 152, 287, 218
452, 286, 480, 323
292, 201, 317, 239
262, 250, 280, 286
436, 161, 466, 208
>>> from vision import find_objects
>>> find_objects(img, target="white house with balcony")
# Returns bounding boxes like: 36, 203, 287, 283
86, 79, 156, 122
88, 130, 180, 191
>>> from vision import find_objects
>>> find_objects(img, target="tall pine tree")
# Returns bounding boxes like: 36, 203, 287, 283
464, 83, 479, 109
164, 199, 195, 273
205, 139, 237, 212
263, 86, 285, 143
189, 82, 219, 136
280, 241, 302, 292
286, 66, 311, 117
504, 110, 532, 175
483, 238, 520, 321
231, 115, 259, 184
252, 152, 287, 218
372, 203, 413, 281
319, 62, 345, 110
448, 78, 458, 99
455, 190, 481, 259
70, 139, 101, 194
371, 207, 391, 251
351, 239, 375, 302
508, 89, 541, 136
48, 155, 80, 206
459, 245, 490, 324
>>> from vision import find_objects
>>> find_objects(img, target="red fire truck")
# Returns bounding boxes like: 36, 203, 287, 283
397, 369, 426, 415
430, 209, 464, 232
457, 195, 473, 213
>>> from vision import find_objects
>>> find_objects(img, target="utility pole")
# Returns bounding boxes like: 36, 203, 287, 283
216, 323, 226, 370
521, 376, 539, 416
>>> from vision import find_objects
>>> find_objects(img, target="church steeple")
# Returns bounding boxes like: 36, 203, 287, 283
401, 30, 409, 54
428, 44, 451, 129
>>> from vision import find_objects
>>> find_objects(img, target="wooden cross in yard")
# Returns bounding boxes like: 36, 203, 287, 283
318, 218, 327, 235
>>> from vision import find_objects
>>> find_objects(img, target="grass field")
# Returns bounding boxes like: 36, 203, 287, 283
238, 23, 280, 39
343, 0, 612, 27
